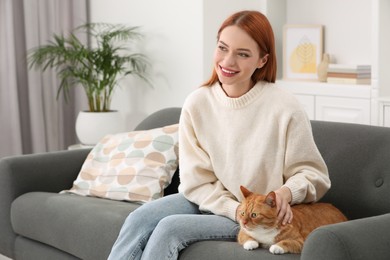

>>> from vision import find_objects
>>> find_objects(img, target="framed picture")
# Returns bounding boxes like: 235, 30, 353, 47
283, 24, 324, 80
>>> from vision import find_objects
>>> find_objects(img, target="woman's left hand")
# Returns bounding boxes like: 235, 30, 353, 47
274, 186, 293, 225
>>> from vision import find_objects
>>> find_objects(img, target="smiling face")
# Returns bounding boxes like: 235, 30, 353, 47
214, 25, 268, 95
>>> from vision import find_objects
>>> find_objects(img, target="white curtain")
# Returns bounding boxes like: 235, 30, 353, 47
0, 0, 88, 157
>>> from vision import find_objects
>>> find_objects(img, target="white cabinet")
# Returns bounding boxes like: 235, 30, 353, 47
278, 80, 371, 124
379, 99, 390, 127
385, 106, 390, 127
315, 97, 370, 124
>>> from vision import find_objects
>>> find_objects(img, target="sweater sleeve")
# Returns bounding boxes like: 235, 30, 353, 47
178, 108, 240, 221
282, 111, 331, 204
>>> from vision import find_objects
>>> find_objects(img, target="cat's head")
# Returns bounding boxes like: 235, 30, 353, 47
237, 185, 278, 230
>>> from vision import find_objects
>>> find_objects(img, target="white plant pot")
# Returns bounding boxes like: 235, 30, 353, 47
75, 111, 125, 145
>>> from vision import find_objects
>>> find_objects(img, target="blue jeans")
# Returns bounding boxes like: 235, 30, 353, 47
108, 193, 240, 260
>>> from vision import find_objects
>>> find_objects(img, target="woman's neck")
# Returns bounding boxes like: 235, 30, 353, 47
220, 81, 255, 98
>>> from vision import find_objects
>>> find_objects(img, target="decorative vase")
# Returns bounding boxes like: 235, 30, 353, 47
317, 53, 330, 82
75, 111, 125, 145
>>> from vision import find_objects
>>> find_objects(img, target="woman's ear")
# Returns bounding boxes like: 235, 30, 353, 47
257, 54, 269, 69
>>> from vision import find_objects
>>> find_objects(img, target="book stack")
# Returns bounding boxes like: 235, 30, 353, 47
327, 64, 371, 85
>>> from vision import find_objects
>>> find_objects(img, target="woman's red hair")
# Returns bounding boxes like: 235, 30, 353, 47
203, 10, 277, 86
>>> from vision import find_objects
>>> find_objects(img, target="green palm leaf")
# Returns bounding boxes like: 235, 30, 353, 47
27, 23, 151, 112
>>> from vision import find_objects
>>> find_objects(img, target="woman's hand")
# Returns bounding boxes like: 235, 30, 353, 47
274, 186, 293, 225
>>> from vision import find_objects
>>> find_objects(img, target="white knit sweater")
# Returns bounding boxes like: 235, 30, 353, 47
178, 81, 330, 221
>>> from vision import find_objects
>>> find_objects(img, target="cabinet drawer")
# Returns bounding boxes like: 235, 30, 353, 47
315, 97, 370, 124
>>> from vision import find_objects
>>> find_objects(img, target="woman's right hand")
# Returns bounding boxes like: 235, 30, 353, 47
274, 186, 293, 225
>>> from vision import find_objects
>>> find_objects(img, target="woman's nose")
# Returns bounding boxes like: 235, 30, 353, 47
223, 52, 236, 66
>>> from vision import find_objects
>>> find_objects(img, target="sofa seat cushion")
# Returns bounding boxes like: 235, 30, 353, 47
179, 241, 300, 260
11, 192, 139, 260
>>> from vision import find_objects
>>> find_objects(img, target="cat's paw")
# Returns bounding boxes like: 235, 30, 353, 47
269, 244, 285, 254
243, 240, 259, 250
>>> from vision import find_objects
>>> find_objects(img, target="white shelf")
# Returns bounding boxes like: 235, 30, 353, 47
377, 96, 390, 102
277, 80, 371, 99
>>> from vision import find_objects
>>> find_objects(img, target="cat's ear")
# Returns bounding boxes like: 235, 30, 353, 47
265, 191, 276, 208
240, 185, 252, 198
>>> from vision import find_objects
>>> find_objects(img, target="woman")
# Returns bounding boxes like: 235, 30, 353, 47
108, 10, 330, 260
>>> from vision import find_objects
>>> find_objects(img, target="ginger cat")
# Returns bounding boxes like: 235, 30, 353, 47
237, 185, 347, 254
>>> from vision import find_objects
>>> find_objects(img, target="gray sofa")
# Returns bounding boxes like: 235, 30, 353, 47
1, 107, 390, 260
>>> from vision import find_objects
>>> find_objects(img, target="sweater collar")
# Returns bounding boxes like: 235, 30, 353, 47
212, 81, 267, 108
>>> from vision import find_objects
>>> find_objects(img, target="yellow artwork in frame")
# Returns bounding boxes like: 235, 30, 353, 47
283, 24, 324, 81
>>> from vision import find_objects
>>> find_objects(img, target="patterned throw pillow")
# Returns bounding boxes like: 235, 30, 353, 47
62, 124, 179, 203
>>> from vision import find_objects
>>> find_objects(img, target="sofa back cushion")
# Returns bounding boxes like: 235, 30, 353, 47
135, 108, 390, 220
311, 121, 390, 220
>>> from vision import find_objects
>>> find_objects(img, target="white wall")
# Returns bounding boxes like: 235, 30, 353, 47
378, 0, 390, 96
90, 0, 203, 130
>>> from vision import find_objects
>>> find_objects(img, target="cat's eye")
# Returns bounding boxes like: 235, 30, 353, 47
240, 211, 245, 216
250, 213, 258, 218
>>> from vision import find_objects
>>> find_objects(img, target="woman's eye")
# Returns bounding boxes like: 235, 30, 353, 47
238, 52, 250, 58
218, 45, 227, 52
250, 213, 258, 218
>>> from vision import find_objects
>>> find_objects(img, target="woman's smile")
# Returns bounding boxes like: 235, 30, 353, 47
219, 65, 239, 77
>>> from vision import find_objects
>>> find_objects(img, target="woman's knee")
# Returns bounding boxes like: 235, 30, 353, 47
123, 194, 199, 229
121, 200, 165, 232
155, 214, 239, 240
152, 215, 188, 238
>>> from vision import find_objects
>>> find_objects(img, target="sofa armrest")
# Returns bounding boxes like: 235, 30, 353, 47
0, 149, 90, 258
301, 213, 390, 260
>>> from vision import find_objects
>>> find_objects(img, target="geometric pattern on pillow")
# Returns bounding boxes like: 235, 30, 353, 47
61, 124, 179, 203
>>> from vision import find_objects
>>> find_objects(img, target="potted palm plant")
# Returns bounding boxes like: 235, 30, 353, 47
28, 23, 151, 145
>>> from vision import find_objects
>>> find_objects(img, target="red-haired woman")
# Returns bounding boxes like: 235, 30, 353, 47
109, 10, 330, 260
